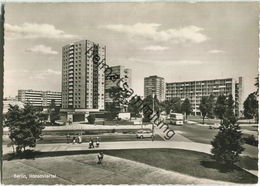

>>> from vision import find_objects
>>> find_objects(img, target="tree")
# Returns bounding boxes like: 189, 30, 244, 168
199, 97, 208, 124
207, 94, 215, 119
254, 76, 259, 96
105, 102, 120, 120
214, 95, 226, 123
161, 98, 182, 114
5, 104, 45, 153
243, 93, 258, 120
49, 99, 60, 124
128, 96, 142, 117
106, 87, 122, 120
181, 98, 192, 119
142, 95, 160, 122
161, 100, 172, 115
87, 114, 96, 124
243, 76, 259, 122
211, 95, 244, 167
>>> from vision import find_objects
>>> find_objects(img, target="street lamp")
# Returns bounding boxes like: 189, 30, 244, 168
152, 91, 155, 141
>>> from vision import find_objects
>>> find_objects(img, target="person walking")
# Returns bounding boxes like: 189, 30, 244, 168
66, 133, 70, 144
96, 137, 100, 147
97, 152, 104, 164
89, 138, 94, 148
78, 134, 82, 144
72, 136, 76, 144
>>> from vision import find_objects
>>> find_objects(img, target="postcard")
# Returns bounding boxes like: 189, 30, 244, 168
1, 1, 259, 185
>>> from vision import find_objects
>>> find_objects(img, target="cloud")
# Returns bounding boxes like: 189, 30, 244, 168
30, 69, 61, 79
5, 68, 61, 81
208, 49, 225, 54
5, 23, 77, 39
127, 58, 204, 65
46, 69, 61, 75
101, 23, 208, 43
26, 45, 58, 55
143, 45, 169, 51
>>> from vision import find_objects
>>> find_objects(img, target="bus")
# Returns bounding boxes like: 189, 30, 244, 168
169, 113, 184, 125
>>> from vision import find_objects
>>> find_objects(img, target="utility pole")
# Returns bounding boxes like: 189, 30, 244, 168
152, 92, 155, 141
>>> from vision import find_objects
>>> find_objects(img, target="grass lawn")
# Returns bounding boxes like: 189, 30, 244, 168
238, 156, 258, 170
3, 148, 257, 184
188, 115, 258, 125
105, 148, 258, 183
170, 124, 258, 168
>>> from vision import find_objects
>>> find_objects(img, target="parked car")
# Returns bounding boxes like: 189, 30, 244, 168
136, 130, 153, 138
209, 123, 220, 129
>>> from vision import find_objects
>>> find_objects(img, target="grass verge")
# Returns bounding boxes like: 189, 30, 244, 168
105, 148, 258, 183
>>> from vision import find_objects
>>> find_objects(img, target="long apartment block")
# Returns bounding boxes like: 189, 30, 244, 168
18, 89, 61, 107
61, 40, 105, 110
166, 77, 243, 116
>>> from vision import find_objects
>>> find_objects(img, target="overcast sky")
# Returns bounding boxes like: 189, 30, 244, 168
4, 2, 259, 101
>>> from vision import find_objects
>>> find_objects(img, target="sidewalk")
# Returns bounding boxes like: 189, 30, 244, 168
45, 124, 152, 131
1, 141, 212, 156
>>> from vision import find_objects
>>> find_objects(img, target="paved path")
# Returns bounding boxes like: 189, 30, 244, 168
3, 124, 152, 132
3, 141, 211, 155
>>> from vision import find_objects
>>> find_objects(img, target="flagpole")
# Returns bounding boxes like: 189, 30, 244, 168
152, 91, 155, 141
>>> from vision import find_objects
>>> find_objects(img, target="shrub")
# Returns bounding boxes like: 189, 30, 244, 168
87, 114, 96, 124
211, 118, 244, 167
244, 135, 258, 146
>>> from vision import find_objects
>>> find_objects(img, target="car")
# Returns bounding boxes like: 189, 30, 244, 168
209, 123, 220, 129
136, 130, 153, 139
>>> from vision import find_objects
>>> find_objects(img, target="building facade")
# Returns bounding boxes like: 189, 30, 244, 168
18, 89, 61, 107
144, 75, 165, 102
105, 65, 132, 103
61, 40, 105, 111
166, 77, 243, 116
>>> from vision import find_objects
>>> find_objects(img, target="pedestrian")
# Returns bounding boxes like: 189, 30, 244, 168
89, 138, 94, 148
72, 136, 76, 144
78, 134, 82, 144
96, 137, 100, 147
97, 152, 104, 164
66, 133, 70, 144
91, 138, 94, 148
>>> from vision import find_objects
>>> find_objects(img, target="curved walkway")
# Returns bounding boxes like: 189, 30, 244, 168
3, 141, 211, 155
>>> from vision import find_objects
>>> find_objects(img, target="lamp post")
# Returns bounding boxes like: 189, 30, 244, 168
152, 92, 155, 141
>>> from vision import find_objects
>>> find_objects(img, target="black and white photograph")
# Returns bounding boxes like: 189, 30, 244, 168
1, 1, 259, 185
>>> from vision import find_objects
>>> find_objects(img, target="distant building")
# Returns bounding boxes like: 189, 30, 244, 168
105, 65, 132, 103
61, 40, 105, 111
18, 89, 61, 107
4, 96, 18, 101
144, 75, 165, 102
166, 77, 243, 116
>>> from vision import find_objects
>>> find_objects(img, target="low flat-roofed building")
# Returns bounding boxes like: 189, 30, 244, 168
18, 89, 61, 107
